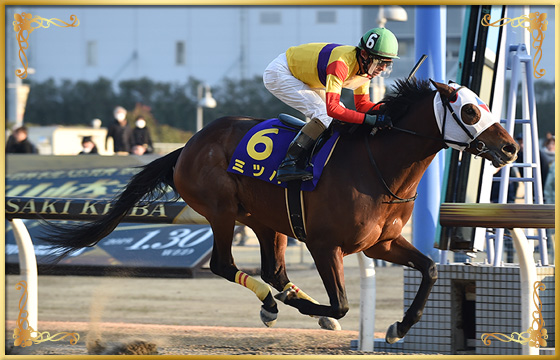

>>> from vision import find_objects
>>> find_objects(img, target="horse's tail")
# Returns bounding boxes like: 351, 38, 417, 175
40, 147, 184, 260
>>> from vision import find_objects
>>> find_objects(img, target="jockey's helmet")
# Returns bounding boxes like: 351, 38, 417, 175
358, 28, 399, 78
358, 28, 399, 59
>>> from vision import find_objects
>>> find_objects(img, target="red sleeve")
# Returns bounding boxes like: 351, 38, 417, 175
325, 92, 366, 124
324, 61, 367, 124
354, 94, 377, 113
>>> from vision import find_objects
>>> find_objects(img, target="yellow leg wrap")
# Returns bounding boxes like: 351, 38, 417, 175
283, 282, 320, 304
235, 271, 271, 302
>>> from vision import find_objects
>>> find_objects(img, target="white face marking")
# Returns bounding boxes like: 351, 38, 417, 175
392, 218, 398, 225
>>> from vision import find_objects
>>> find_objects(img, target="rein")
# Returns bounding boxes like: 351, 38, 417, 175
364, 134, 418, 204
365, 85, 489, 204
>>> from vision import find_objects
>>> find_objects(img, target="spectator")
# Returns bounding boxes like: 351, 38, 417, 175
106, 106, 133, 155
233, 225, 248, 246
542, 134, 555, 165
490, 166, 519, 203
132, 116, 154, 154
6, 126, 37, 153
544, 161, 555, 205
543, 160, 555, 261
516, 134, 549, 185
79, 136, 98, 155
131, 144, 147, 155
91, 118, 102, 129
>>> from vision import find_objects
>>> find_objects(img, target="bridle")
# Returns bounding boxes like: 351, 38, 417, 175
391, 85, 490, 154
366, 83, 490, 204
433, 84, 490, 155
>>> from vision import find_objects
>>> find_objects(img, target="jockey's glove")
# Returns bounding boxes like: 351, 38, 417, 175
364, 114, 393, 129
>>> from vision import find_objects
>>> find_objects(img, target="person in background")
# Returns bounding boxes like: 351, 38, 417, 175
132, 116, 154, 154
542, 133, 555, 165
79, 136, 98, 155
91, 118, 102, 129
106, 106, 133, 155
131, 144, 147, 156
516, 134, 549, 186
543, 160, 555, 261
6, 126, 37, 154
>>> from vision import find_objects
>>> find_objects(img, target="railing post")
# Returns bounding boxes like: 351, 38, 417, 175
11, 219, 38, 331
357, 252, 376, 351
510, 228, 538, 356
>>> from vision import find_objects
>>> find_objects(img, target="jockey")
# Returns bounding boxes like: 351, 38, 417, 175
263, 27, 399, 182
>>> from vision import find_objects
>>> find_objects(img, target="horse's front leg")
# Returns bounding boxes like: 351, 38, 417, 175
275, 244, 349, 321
365, 234, 437, 344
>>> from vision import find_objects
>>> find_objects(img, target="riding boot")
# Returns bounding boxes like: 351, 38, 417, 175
277, 118, 326, 182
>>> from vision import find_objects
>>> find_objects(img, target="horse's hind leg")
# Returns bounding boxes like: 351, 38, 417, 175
365, 234, 437, 344
207, 213, 279, 327
250, 225, 341, 330
172, 125, 279, 327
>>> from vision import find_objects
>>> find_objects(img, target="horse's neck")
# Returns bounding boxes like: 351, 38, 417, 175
365, 99, 444, 198
372, 133, 439, 192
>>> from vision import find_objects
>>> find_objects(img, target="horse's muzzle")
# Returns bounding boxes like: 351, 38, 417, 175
501, 142, 519, 162
490, 142, 519, 168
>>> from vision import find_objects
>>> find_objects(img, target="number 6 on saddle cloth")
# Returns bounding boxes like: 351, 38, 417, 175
227, 115, 340, 242
227, 115, 340, 192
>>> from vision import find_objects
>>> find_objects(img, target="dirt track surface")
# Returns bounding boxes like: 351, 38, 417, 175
7, 321, 393, 356
6, 261, 406, 356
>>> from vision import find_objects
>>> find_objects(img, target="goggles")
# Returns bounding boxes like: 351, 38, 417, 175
366, 57, 393, 78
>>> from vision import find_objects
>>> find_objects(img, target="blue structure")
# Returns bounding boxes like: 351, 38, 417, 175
412, 6, 446, 260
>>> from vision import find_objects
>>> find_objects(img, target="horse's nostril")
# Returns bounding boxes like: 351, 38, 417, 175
502, 144, 518, 157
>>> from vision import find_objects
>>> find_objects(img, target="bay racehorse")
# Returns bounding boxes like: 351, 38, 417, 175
40, 79, 518, 343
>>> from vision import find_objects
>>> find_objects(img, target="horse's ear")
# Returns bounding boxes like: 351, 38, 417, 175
430, 79, 452, 96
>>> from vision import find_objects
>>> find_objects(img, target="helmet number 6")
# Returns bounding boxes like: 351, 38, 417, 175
366, 33, 379, 49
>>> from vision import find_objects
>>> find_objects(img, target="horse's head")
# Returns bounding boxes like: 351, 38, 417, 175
430, 80, 518, 168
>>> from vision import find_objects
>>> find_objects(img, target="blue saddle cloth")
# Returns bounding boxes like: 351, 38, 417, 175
227, 118, 340, 191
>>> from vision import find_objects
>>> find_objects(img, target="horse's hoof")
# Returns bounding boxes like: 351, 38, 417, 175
385, 321, 402, 344
260, 306, 277, 327
318, 316, 341, 331
274, 288, 297, 303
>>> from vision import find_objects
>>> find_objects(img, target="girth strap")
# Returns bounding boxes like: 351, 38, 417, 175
285, 180, 307, 241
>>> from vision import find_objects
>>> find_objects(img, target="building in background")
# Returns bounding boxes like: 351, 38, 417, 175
6, 6, 365, 86
5, 5, 555, 125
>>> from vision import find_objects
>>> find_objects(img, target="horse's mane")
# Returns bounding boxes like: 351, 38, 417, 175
381, 78, 434, 120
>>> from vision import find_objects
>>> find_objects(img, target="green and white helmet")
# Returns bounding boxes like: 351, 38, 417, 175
358, 28, 399, 59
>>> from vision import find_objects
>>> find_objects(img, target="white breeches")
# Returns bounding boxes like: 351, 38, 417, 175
263, 53, 335, 127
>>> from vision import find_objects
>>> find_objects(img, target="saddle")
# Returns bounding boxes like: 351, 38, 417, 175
226, 114, 340, 242
278, 113, 306, 128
